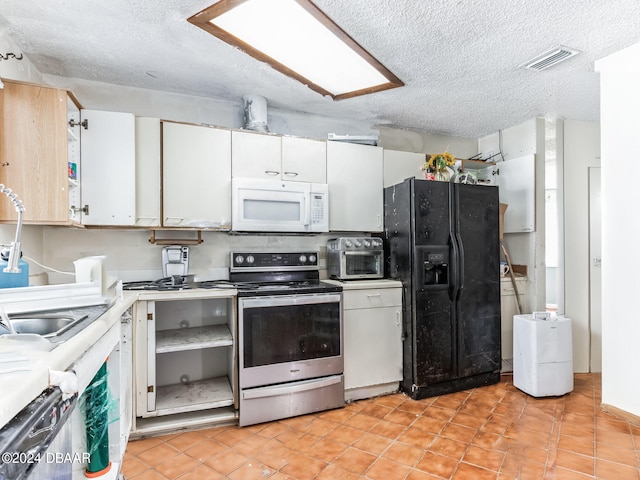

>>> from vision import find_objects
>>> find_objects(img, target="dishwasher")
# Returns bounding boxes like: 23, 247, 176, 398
0, 387, 77, 480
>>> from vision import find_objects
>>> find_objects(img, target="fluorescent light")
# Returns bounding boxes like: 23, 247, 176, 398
188, 0, 403, 100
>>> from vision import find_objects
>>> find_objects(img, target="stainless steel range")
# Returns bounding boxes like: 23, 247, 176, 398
231, 251, 344, 427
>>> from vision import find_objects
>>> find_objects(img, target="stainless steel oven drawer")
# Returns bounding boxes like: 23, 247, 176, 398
239, 374, 344, 426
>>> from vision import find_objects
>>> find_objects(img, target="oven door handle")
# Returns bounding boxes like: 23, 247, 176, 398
239, 293, 342, 309
242, 375, 343, 400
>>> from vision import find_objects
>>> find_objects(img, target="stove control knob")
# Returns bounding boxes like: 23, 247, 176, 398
235, 255, 244, 265
308, 254, 317, 263
246, 255, 255, 264
344, 239, 353, 248
363, 239, 372, 248
354, 239, 363, 248
299, 255, 307, 263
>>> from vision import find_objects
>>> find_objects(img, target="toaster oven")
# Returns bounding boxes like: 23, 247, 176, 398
327, 237, 384, 280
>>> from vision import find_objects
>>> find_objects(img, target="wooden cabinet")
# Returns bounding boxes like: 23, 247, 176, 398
232, 131, 326, 183
383, 149, 425, 187
0, 80, 81, 225
133, 293, 237, 435
338, 280, 403, 401
162, 122, 231, 228
327, 141, 384, 232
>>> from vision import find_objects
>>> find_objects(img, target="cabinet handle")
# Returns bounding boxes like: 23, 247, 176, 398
265, 170, 280, 176
396, 311, 401, 326
366, 293, 381, 298
283, 171, 299, 177
164, 217, 184, 226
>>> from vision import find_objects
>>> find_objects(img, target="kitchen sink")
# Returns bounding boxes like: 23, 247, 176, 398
6, 314, 88, 337
0, 304, 110, 346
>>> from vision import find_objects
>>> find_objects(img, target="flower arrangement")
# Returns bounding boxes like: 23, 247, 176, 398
422, 152, 456, 181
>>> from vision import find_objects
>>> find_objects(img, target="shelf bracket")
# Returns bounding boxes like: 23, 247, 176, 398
148, 230, 203, 246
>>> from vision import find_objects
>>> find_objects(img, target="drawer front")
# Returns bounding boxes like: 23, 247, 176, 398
343, 288, 402, 310
500, 278, 526, 295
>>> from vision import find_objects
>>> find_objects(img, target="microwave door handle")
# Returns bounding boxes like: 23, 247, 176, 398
303, 196, 310, 226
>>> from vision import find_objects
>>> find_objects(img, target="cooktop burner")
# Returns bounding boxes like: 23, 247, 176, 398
123, 251, 342, 296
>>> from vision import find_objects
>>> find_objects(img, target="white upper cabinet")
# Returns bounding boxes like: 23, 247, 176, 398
231, 131, 281, 179
326, 141, 384, 232
134, 117, 161, 227
281, 136, 327, 183
232, 131, 326, 183
383, 149, 425, 187
80, 109, 136, 225
162, 122, 232, 229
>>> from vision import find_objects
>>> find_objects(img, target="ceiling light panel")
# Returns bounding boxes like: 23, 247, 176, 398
188, 0, 404, 100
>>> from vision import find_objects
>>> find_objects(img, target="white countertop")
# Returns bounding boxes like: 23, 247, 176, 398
0, 295, 134, 429
0, 287, 238, 429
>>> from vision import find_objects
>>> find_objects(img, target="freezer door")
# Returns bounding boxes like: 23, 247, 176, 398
453, 184, 501, 378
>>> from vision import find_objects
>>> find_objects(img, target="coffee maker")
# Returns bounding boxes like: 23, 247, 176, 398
162, 246, 189, 277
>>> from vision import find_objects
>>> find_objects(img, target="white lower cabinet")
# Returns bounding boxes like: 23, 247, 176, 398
338, 280, 403, 401
132, 292, 237, 436
500, 276, 527, 369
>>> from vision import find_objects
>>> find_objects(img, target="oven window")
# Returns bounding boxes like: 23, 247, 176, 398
345, 253, 382, 276
243, 301, 340, 367
244, 199, 301, 221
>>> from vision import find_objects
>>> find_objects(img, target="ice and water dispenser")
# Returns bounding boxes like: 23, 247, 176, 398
419, 247, 449, 286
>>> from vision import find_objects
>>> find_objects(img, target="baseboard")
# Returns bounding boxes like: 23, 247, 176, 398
601, 403, 640, 426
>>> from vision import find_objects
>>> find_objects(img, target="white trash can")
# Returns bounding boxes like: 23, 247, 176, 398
513, 312, 573, 397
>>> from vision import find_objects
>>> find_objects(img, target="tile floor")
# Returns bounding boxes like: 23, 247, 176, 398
122, 374, 640, 479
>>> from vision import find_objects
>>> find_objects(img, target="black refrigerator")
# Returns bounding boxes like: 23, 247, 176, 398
383, 177, 501, 400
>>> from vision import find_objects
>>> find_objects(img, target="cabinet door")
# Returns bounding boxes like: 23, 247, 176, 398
281, 136, 326, 183
231, 130, 281, 179
383, 149, 425, 187
327, 141, 383, 232
163, 122, 231, 228
0, 81, 70, 224
496, 154, 535, 232
135, 117, 161, 226
344, 305, 402, 389
80, 110, 136, 225
500, 278, 527, 361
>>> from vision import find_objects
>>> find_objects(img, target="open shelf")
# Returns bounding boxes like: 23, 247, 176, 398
156, 324, 232, 353
155, 376, 233, 416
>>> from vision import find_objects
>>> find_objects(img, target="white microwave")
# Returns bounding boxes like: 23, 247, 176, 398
232, 178, 329, 233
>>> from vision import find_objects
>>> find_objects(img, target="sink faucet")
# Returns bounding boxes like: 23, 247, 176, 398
0, 304, 16, 334
0, 184, 26, 274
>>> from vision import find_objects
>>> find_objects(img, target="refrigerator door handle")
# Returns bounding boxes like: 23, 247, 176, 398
449, 233, 459, 300
454, 231, 465, 300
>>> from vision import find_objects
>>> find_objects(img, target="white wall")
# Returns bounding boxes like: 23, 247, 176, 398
563, 120, 600, 373
595, 42, 640, 417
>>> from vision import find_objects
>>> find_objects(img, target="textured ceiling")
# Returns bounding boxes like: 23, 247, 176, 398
1, 0, 639, 138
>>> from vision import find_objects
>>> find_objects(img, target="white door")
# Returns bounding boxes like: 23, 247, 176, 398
80, 110, 136, 225
281, 136, 327, 183
326, 141, 383, 232
163, 122, 232, 228
589, 167, 602, 372
231, 130, 281, 179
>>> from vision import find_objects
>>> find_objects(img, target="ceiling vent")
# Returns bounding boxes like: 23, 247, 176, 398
523, 46, 580, 71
